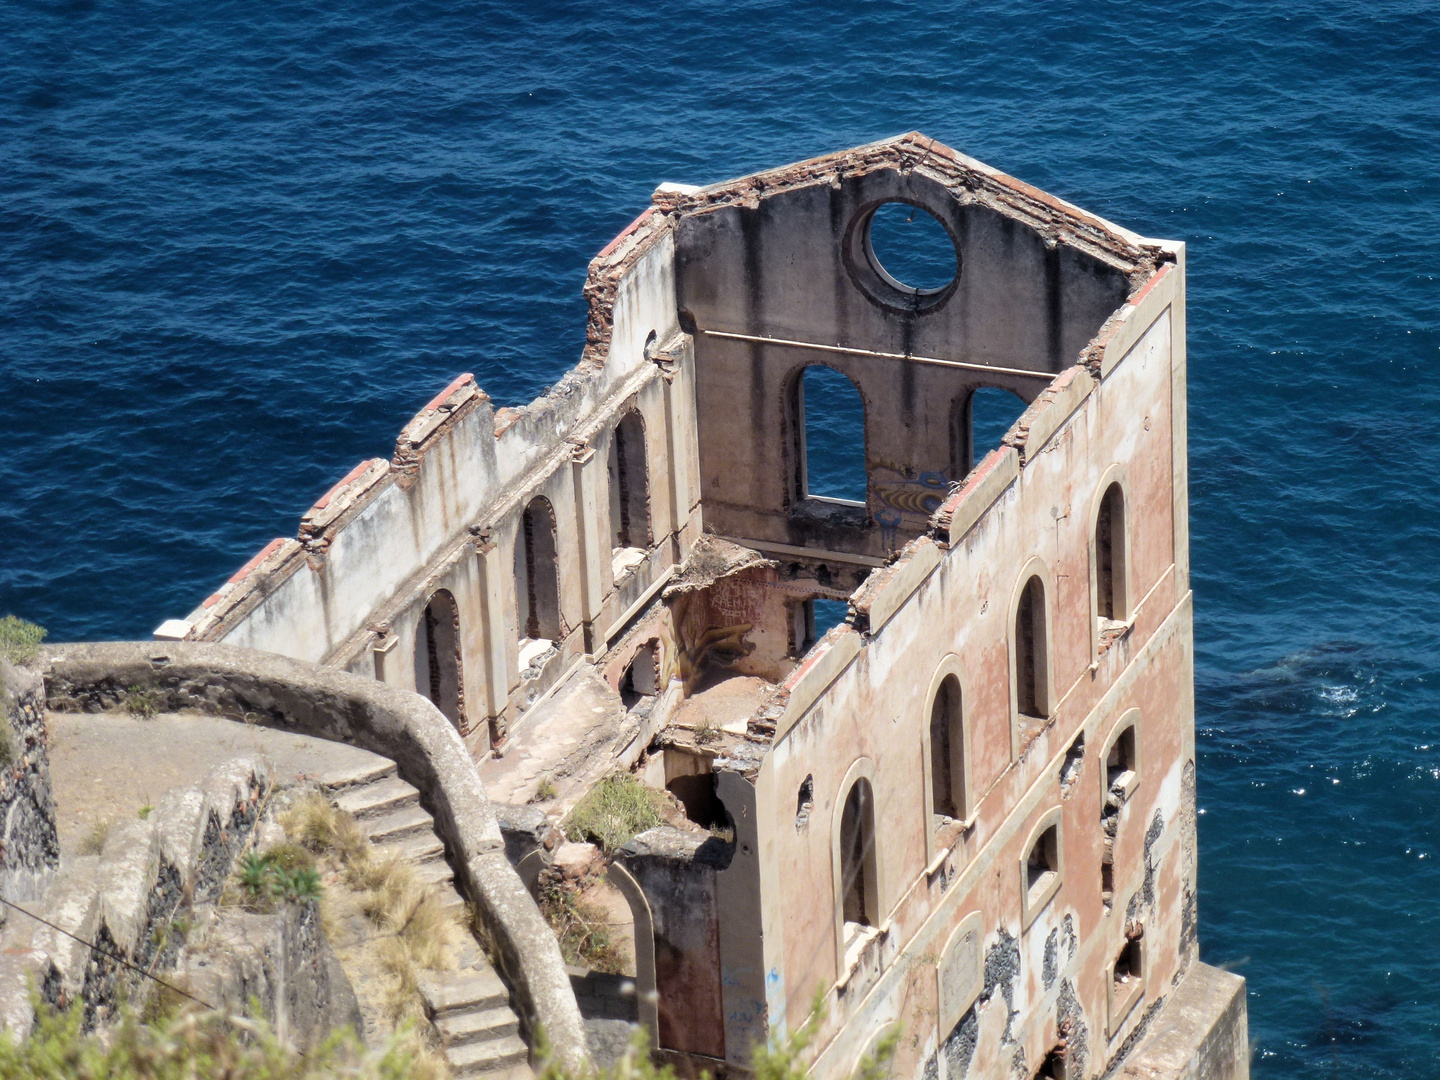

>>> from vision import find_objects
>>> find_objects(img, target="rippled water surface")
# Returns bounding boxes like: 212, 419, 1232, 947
4, 1, 1439, 1074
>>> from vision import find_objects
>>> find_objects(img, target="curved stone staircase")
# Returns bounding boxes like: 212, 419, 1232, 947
319, 758, 531, 1079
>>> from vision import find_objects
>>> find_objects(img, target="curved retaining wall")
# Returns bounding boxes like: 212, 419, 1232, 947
41, 641, 588, 1072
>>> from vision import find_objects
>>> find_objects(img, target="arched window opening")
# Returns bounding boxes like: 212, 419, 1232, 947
1060, 731, 1085, 793
1114, 934, 1143, 989
1106, 724, 1138, 795
514, 497, 561, 651
798, 365, 867, 503
962, 386, 1029, 476
839, 778, 878, 928
620, 641, 659, 711
413, 590, 464, 732
1025, 822, 1060, 904
1108, 931, 1145, 1032
1096, 482, 1127, 622
609, 410, 651, 554
1035, 1047, 1068, 1080
1015, 575, 1049, 719
1100, 721, 1138, 913
929, 675, 964, 821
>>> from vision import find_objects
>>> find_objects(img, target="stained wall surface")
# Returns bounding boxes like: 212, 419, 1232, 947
672, 149, 1136, 559
164, 133, 1240, 1080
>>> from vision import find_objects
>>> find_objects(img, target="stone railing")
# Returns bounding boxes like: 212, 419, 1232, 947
40, 641, 588, 1073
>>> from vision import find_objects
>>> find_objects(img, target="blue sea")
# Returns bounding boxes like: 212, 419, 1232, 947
3, 1, 1438, 1074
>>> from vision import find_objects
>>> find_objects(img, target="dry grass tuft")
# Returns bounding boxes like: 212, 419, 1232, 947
0, 616, 45, 666
279, 789, 465, 1037
78, 819, 111, 856
373, 879, 464, 1024
280, 792, 369, 863
538, 873, 626, 974
378, 936, 425, 1024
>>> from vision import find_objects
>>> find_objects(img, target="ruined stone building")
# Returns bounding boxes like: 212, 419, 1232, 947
156, 134, 1249, 1080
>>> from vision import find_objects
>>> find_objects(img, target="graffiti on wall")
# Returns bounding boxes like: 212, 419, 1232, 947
871, 468, 954, 549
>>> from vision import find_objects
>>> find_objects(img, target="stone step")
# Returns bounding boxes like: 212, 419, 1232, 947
319, 758, 396, 793
414, 859, 457, 888
447, 1033, 528, 1076
365, 804, 434, 844
374, 830, 446, 866
420, 967, 509, 1017
436, 1004, 521, 1048
335, 777, 420, 821
436, 894, 469, 927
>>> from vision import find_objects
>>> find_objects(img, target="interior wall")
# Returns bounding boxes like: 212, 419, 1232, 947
675, 166, 1131, 557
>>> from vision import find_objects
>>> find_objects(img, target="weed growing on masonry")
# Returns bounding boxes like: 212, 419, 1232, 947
0, 719, 15, 769
0, 617, 45, 667
232, 849, 323, 912
693, 719, 722, 745
279, 792, 465, 1025
538, 873, 626, 973
562, 773, 666, 852
79, 819, 111, 856
123, 687, 162, 718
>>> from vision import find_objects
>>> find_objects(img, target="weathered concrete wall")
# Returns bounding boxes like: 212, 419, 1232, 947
0, 660, 58, 904
668, 133, 1157, 560
177, 900, 363, 1054
737, 251, 1202, 1080
171, 217, 703, 752
619, 827, 728, 1059
1108, 962, 1249, 1080
39, 641, 589, 1073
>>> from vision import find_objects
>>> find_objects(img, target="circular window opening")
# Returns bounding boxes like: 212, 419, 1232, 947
866, 202, 959, 293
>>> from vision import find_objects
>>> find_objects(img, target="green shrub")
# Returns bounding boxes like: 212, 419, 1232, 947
0, 617, 45, 667
562, 773, 666, 852
0, 998, 438, 1080
233, 850, 324, 912
124, 687, 162, 718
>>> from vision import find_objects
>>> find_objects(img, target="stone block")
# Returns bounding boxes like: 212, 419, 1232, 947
96, 817, 161, 958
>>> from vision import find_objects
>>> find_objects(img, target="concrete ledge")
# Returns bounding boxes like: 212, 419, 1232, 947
1095, 261, 1180, 380
773, 629, 864, 743
930, 446, 1019, 546
1007, 365, 1095, 464
1109, 961, 1248, 1080
188, 538, 307, 641
850, 539, 942, 636
29, 856, 99, 1001
40, 641, 589, 1073
95, 817, 161, 958
151, 787, 207, 894
298, 457, 393, 555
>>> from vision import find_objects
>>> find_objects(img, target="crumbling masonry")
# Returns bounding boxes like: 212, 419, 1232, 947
160, 133, 1250, 1080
